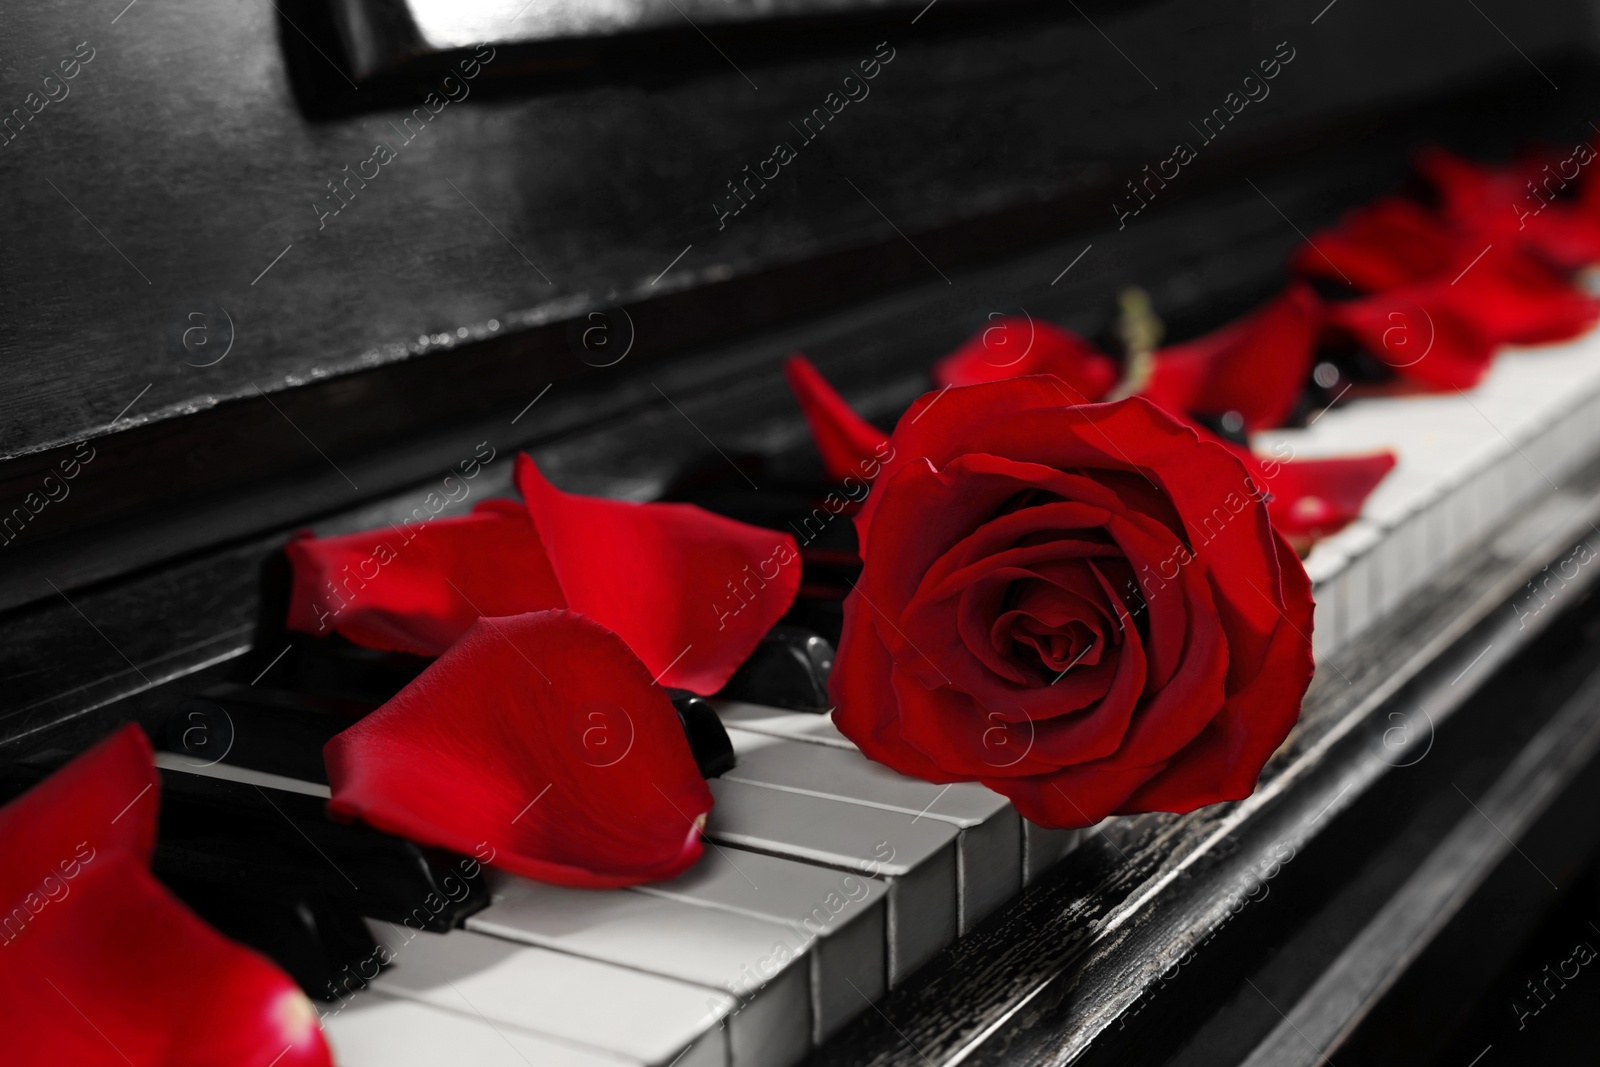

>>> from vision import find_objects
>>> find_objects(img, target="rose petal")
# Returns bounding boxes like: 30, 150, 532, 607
1446, 251, 1599, 347
783, 354, 892, 482
830, 585, 967, 785
1293, 196, 1462, 290
1119, 528, 1314, 812
1, 726, 330, 1067
0, 725, 157, 904
285, 499, 564, 657
1415, 145, 1600, 273
8, 858, 331, 1067
325, 610, 713, 888
983, 757, 1169, 828
1294, 193, 1599, 373
516, 455, 800, 695
1322, 290, 1496, 390
1142, 285, 1322, 432
933, 318, 1121, 400
1265, 452, 1398, 547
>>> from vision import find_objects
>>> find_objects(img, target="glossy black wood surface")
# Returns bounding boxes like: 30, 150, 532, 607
0, 0, 1588, 466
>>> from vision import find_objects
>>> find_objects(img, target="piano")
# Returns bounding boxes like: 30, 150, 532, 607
8, 1, 1600, 1064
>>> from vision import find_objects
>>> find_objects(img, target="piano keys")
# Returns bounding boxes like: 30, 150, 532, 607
321, 995, 653, 1067
89, 642, 1082, 1066
1263, 327, 1600, 663
719, 727, 1021, 937
359, 921, 736, 1067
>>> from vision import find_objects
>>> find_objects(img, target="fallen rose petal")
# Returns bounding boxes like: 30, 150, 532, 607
1180, 418, 1396, 550
1414, 145, 1600, 274
784, 354, 893, 482
0, 723, 158, 889
286, 456, 800, 695
516, 455, 801, 695
1261, 452, 1398, 550
1293, 197, 1460, 291
1, 726, 331, 1067
1322, 290, 1496, 391
9, 858, 331, 1067
1142, 286, 1321, 432
325, 610, 713, 888
285, 499, 564, 658
1293, 194, 1599, 370
933, 318, 1120, 401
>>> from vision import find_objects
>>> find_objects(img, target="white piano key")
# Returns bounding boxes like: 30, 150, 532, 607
152, 749, 331, 798
467, 875, 812, 1067
1301, 542, 1346, 662
705, 777, 959, 986
1365, 520, 1402, 622
710, 700, 853, 749
1254, 323, 1600, 671
721, 728, 1020, 935
716, 702, 1080, 886
321, 992, 635, 1067
360, 923, 729, 1067
1331, 523, 1380, 644
1441, 477, 1475, 561
633, 847, 888, 1042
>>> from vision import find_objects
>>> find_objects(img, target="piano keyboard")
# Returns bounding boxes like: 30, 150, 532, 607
1260, 327, 1600, 665
138, 680, 1082, 1067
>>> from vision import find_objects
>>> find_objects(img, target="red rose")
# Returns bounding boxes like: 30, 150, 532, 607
830, 379, 1314, 828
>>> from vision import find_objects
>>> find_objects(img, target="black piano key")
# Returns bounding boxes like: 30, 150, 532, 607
0, 747, 490, 934
153, 764, 489, 932
717, 624, 835, 711
179, 682, 741, 783
157, 871, 383, 1001
163, 689, 361, 784
670, 693, 737, 778
277, 636, 431, 705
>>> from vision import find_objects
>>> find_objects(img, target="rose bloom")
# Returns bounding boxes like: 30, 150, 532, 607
831, 378, 1314, 828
